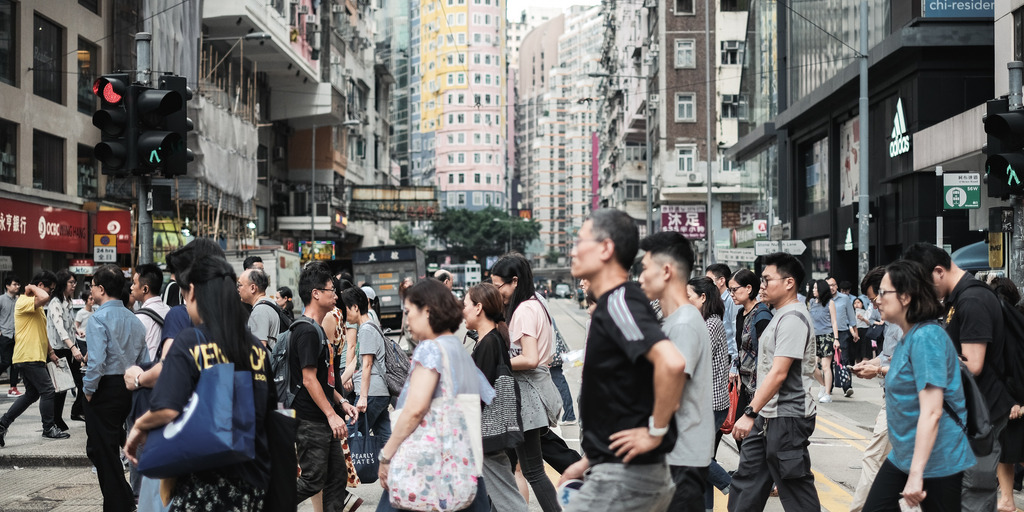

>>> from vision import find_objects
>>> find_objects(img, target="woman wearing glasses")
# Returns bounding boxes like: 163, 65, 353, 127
490, 254, 562, 512
728, 269, 772, 437
862, 260, 974, 511
807, 279, 840, 403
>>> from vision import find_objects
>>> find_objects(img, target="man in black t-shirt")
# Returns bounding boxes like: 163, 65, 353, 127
559, 209, 687, 512
904, 243, 1012, 511
293, 262, 359, 512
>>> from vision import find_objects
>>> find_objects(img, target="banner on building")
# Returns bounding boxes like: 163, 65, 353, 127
662, 205, 706, 240
0, 198, 88, 253
349, 186, 439, 221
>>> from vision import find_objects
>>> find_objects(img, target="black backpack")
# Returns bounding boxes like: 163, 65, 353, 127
944, 359, 995, 457
997, 299, 1024, 403
255, 300, 293, 330
271, 316, 326, 408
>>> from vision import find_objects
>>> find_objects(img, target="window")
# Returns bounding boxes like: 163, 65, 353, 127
457, 113, 465, 123
473, 192, 483, 205
474, 133, 481, 144
0, 118, 15, 184
458, 94, 465, 103
474, 33, 481, 43
0, 0, 14, 86
485, 14, 491, 24
78, 0, 100, 13
457, 13, 465, 24
721, 94, 748, 119
474, 154, 481, 163
675, 93, 695, 122
77, 144, 97, 198
474, 172, 481, 182
485, 193, 492, 205
458, 153, 465, 163
459, 53, 465, 63
675, 39, 695, 68
33, 130, 64, 192
447, 54, 454, 65
676, 145, 695, 172
457, 192, 466, 205
34, 15, 64, 104
485, 74, 491, 85
457, 33, 465, 44
457, 133, 465, 143
485, 133, 491, 143
474, 113, 481, 124
474, 54, 481, 64
474, 93, 481, 105
474, 73, 481, 84
457, 73, 465, 84
721, 41, 743, 65
459, 172, 465, 182
448, 172, 454, 183
486, 173, 492, 184
801, 137, 829, 214
485, 55, 491, 65
675, 0, 694, 13
447, 134, 454, 144
447, 74, 454, 85
625, 180, 645, 200
448, 114, 454, 124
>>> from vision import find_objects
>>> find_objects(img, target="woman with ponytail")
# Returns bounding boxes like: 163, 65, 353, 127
464, 283, 528, 512
124, 256, 277, 511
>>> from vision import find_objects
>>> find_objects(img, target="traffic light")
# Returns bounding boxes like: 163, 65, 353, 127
92, 74, 134, 175
984, 97, 1024, 198
158, 75, 194, 177
133, 84, 183, 174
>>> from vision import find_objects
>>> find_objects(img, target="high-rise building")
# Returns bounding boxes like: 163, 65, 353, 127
507, 7, 563, 67
410, 0, 507, 212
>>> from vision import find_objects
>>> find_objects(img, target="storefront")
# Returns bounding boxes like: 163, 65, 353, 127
0, 197, 89, 280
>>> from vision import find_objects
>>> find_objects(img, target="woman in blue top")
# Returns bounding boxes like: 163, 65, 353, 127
807, 279, 840, 402
863, 260, 975, 512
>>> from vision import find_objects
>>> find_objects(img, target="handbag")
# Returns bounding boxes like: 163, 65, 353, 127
832, 349, 852, 390
137, 363, 257, 479
349, 417, 382, 484
719, 382, 740, 434
481, 359, 524, 453
343, 436, 362, 488
47, 357, 75, 393
389, 344, 479, 511
864, 323, 885, 342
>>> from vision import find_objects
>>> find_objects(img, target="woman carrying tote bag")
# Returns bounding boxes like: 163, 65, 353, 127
377, 279, 495, 512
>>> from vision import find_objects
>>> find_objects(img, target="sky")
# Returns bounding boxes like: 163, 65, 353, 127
505, 0, 599, 22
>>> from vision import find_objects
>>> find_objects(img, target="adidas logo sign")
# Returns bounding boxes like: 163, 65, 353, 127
889, 98, 911, 158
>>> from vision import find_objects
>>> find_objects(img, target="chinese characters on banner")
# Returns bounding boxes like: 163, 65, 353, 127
662, 205, 706, 239
0, 198, 88, 253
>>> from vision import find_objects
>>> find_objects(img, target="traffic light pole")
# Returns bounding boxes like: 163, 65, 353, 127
1009, 61, 1024, 295
136, 32, 153, 265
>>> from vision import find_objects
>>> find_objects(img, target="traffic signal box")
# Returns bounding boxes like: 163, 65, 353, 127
984, 97, 1024, 198
92, 73, 194, 177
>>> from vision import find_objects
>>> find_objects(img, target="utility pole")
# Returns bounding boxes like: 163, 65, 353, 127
136, 32, 153, 265
311, 123, 316, 244
1008, 62, 1024, 291
704, 0, 714, 264
857, 1, 870, 285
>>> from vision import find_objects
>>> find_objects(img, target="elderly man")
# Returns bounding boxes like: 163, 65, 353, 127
238, 269, 282, 348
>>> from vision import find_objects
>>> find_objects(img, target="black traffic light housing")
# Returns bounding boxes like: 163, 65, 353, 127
984, 97, 1024, 198
158, 75, 194, 177
133, 83, 183, 174
92, 74, 134, 175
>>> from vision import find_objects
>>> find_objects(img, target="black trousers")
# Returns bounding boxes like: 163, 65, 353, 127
0, 334, 19, 387
84, 375, 134, 512
862, 459, 963, 512
669, 464, 709, 512
0, 362, 55, 430
728, 415, 820, 512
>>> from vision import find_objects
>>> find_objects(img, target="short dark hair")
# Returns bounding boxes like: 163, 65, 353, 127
299, 261, 333, 305
839, 280, 853, 293
885, 259, 944, 324
80, 291, 92, 302
247, 269, 269, 293
761, 252, 805, 287
134, 263, 163, 296
30, 271, 57, 289
92, 264, 125, 300
166, 238, 225, 278
242, 255, 263, 270
688, 276, 724, 320
404, 278, 464, 334
639, 231, 694, 279
588, 209, 639, 271
706, 263, 732, 282
903, 242, 952, 272
2, 275, 20, 287
340, 286, 368, 315
731, 268, 760, 298
860, 266, 887, 296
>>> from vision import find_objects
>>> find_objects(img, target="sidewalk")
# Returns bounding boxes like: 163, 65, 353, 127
0, 391, 90, 467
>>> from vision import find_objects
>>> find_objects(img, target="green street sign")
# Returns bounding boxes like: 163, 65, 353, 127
943, 172, 980, 210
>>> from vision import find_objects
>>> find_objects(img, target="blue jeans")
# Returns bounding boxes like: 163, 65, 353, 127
550, 366, 575, 421
706, 408, 732, 508
357, 395, 392, 445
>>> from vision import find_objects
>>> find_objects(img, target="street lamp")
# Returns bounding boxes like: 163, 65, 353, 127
588, 72, 655, 236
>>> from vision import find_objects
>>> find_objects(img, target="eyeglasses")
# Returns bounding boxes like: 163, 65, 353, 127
760, 275, 788, 286
494, 281, 510, 290
315, 287, 336, 295
876, 288, 896, 300
572, 237, 603, 247
728, 286, 744, 294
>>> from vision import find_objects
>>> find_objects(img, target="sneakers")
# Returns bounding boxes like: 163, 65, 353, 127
559, 419, 578, 426
42, 425, 70, 439
819, 394, 833, 403
7, 387, 21, 397
844, 388, 854, 398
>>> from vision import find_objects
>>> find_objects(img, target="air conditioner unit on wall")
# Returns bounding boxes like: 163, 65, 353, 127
649, 94, 660, 104
683, 171, 705, 185
305, 14, 318, 23
298, 4, 309, 14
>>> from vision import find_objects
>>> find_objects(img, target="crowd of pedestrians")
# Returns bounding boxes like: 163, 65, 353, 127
4, 207, 1024, 512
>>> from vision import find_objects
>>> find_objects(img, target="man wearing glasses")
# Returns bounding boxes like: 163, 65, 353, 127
293, 261, 359, 512
728, 252, 820, 512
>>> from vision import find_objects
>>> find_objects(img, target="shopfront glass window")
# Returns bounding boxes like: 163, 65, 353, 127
77, 38, 97, 114
0, 118, 14, 184
33, 15, 64, 104
0, 0, 14, 86
33, 130, 64, 193
809, 237, 831, 279
801, 137, 829, 214
77, 144, 97, 199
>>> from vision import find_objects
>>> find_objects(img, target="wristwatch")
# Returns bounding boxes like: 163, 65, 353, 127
743, 405, 758, 419
647, 416, 669, 437
134, 374, 142, 390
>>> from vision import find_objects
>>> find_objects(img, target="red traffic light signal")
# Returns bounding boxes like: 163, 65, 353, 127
92, 74, 133, 174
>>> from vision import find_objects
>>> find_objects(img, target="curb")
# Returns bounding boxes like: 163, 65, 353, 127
0, 454, 92, 467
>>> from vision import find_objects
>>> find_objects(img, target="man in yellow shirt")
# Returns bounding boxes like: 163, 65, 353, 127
0, 271, 67, 446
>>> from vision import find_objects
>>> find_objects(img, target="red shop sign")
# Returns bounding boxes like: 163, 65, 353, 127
0, 198, 88, 253
96, 210, 132, 254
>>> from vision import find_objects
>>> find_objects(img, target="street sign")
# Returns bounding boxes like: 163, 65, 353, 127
0, 256, 10, 271
780, 240, 807, 255
943, 172, 980, 209
94, 234, 116, 263
715, 248, 756, 262
69, 258, 95, 275
755, 241, 779, 256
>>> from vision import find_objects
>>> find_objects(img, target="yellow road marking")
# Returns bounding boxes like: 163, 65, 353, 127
814, 422, 869, 452
817, 415, 869, 440
712, 470, 853, 511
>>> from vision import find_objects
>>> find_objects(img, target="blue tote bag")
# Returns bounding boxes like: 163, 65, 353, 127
137, 363, 257, 479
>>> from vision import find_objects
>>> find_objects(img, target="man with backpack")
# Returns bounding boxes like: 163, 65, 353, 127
238, 269, 287, 348
904, 242, 1014, 511
130, 264, 169, 362
289, 262, 358, 512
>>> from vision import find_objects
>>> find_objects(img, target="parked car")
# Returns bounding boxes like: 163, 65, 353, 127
554, 283, 571, 298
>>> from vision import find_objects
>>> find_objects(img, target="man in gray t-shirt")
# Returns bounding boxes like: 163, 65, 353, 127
639, 232, 712, 512
238, 269, 280, 348
0, 276, 21, 395
728, 253, 820, 512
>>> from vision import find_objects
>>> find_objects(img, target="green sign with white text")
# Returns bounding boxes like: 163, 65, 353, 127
943, 172, 980, 210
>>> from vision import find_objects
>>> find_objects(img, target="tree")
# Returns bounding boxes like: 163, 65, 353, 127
429, 206, 540, 261
391, 224, 427, 251
545, 249, 561, 265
